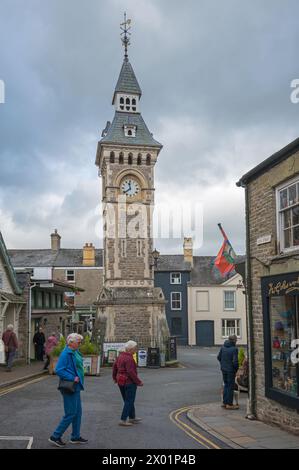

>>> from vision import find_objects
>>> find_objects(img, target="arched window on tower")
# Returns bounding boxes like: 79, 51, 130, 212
110, 151, 115, 163
120, 96, 124, 110
132, 98, 136, 111
146, 154, 151, 166
119, 152, 124, 164
128, 153, 133, 165
137, 154, 142, 165
126, 97, 130, 111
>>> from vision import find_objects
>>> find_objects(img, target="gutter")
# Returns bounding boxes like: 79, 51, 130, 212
244, 183, 257, 419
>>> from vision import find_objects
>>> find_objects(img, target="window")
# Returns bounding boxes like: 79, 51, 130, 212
119, 152, 124, 164
171, 292, 182, 310
66, 270, 75, 282
57, 294, 62, 309
137, 154, 142, 165
196, 291, 210, 311
44, 292, 50, 308
170, 273, 181, 284
137, 239, 142, 257
128, 153, 133, 164
224, 291, 236, 310
146, 154, 151, 166
262, 273, 299, 409
171, 317, 182, 336
121, 239, 126, 258
124, 125, 136, 137
110, 151, 115, 163
277, 178, 299, 251
37, 291, 43, 309
222, 319, 241, 338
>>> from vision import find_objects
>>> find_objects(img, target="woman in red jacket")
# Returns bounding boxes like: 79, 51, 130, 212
112, 340, 143, 426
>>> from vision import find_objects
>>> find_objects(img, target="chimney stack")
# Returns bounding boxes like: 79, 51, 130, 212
83, 243, 95, 267
183, 237, 193, 267
51, 229, 61, 251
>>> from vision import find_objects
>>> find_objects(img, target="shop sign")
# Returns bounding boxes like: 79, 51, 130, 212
267, 274, 299, 296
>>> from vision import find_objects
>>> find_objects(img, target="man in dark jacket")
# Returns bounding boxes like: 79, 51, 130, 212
217, 335, 239, 410
33, 327, 46, 361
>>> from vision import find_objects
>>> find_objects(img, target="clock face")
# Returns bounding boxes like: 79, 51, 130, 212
121, 178, 140, 197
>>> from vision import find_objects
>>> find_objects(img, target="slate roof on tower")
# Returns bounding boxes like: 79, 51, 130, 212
112, 60, 142, 104
100, 112, 162, 148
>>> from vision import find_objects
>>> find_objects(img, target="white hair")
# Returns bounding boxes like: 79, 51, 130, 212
7, 324, 14, 331
66, 333, 83, 345
125, 340, 137, 351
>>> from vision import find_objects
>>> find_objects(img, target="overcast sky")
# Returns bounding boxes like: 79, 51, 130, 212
1, 0, 299, 256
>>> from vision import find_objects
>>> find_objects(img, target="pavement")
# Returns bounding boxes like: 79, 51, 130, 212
1, 348, 299, 449
0, 361, 47, 389
187, 396, 299, 449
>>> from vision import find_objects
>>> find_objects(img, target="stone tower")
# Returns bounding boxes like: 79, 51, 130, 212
94, 18, 169, 348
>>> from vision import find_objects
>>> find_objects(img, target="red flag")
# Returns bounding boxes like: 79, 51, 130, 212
214, 224, 236, 276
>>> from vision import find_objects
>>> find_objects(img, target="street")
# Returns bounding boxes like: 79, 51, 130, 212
0, 347, 224, 449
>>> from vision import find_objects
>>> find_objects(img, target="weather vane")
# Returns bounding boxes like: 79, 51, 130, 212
120, 12, 131, 61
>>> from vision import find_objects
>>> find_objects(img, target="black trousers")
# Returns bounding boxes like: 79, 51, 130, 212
35, 345, 44, 361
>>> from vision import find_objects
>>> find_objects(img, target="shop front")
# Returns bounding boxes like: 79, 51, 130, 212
262, 271, 299, 409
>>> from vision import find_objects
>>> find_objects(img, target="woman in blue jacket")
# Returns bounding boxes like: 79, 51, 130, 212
49, 333, 88, 447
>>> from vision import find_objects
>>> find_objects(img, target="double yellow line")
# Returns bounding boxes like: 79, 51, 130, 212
169, 406, 221, 449
0, 376, 48, 398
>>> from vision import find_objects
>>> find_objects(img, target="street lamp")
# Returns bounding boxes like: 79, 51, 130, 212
151, 249, 160, 269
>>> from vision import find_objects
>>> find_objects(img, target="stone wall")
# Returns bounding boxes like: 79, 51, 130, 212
247, 150, 299, 433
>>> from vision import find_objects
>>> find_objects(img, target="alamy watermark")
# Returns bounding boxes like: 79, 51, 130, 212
0, 80, 5, 104
290, 79, 299, 103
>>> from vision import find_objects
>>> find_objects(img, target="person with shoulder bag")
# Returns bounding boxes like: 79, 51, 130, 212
48, 333, 88, 448
2, 325, 18, 372
112, 340, 143, 427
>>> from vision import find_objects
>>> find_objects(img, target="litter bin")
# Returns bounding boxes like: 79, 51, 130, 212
147, 347, 160, 368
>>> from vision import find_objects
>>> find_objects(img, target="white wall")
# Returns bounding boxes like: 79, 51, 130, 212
188, 274, 247, 346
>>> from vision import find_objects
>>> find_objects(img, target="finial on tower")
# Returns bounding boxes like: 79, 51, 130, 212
120, 12, 131, 62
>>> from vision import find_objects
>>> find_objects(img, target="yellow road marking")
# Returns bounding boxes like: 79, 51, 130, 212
0, 376, 48, 398
170, 406, 221, 449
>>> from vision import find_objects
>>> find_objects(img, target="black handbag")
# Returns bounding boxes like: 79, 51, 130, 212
57, 379, 76, 394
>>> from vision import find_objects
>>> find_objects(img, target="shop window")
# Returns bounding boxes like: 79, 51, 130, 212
37, 291, 43, 309
171, 292, 182, 310
170, 272, 181, 284
222, 319, 241, 338
224, 291, 236, 310
44, 292, 50, 309
270, 295, 298, 397
277, 178, 299, 251
171, 317, 182, 336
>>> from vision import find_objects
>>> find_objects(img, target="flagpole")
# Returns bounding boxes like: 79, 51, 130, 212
217, 223, 229, 241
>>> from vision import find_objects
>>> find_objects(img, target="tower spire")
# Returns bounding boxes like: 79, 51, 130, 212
120, 12, 131, 62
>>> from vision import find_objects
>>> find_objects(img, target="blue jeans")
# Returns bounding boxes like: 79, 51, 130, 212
53, 385, 82, 440
5, 351, 15, 369
222, 371, 236, 405
119, 384, 137, 421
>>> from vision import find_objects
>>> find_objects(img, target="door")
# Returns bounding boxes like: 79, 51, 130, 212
196, 320, 215, 346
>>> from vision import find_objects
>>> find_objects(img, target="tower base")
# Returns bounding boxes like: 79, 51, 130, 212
94, 286, 169, 349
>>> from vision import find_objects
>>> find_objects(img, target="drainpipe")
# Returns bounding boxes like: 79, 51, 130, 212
244, 184, 257, 419
28, 283, 37, 365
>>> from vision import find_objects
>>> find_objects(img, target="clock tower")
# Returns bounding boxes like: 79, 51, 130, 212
95, 16, 169, 348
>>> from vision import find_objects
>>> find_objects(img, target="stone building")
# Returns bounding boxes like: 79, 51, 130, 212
8, 230, 103, 340
0, 232, 26, 361
237, 137, 299, 434
94, 26, 169, 348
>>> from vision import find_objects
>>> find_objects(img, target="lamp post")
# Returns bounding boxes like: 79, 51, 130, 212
151, 249, 160, 269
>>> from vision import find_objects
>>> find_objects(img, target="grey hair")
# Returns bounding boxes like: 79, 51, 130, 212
7, 324, 14, 331
229, 335, 237, 343
67, 333, 83, 345
125, 340, 137, 351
